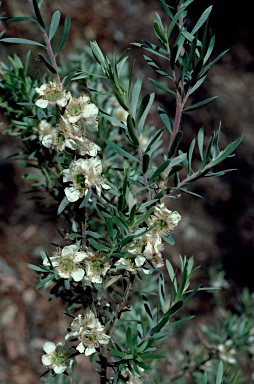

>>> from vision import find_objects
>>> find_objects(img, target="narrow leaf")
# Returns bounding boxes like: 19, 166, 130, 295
150, 160, 170, 182
149, 78, 176, 96
105, 139, 139, 162
49, 10, 61, 41
183, 96, 218, 112
57, 196, 69, 215
32, 0, 45, 30
130, 76, 142, 119
191, 6, 213, 35
0, 38, 45, 47
55, 15, 71, 55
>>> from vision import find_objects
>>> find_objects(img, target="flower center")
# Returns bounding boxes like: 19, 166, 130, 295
81, 332, 97, 346
76, 173, 87, 188
52, 351, 67, 365
68, 103, 82, 116
59, 258, 74, 273
46, 90, 61, 101
91, 259, 104, 274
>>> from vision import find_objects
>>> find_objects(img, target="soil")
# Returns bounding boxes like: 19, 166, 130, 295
1, 0, 254, 383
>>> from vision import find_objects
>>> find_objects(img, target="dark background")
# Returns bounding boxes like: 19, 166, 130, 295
0, 0, 254, 382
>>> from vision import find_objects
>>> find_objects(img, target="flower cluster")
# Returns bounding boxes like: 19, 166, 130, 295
65, 309, 110, 356
43, 244, 112, 283
35, 82, 109, 202
120, 203, 181, 270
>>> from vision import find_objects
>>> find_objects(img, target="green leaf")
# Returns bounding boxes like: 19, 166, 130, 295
183, 96, 218, 112
99, 110, 127, 129
168, 131, 183, 157
150, 160, 170, 182
130, 76, 142, 119
151, 301, 183, 335
32, 0, 45, 30
149, 78, 176, 96
55, 15, 71, 56
49, 10, 61, 41
216, 361, 224, 384
139, 353, 165, 359
130, 208, 154, 229
154, 19, 167, 45
144, 127, 164, 154
58, 196, 69, 215
105, 139, 139, 162
160, 0, 174, 19
26, 263, 49, 273
127, 115, 139, 146
88, 238, 111, 252
191, 6, 213, 35
158, 107, 173, 133
161, 233, 175, 245
203, 371, 207, 384
208, 135, 242, 168
137, 92, 155, 134
143, 154, 150, 173
0, 38, 45, 47
2, 16, 37, 23
79, 188, 92, 208
167, 5, 188, 39
36, 53, 57, 74
36, 274, 54, 289
197, 126, 205, 160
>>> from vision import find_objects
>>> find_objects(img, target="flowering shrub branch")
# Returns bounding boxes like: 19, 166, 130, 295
0, 0, 246, 383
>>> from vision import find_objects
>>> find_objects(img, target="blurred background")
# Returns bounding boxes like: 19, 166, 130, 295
0, 0, 254, 382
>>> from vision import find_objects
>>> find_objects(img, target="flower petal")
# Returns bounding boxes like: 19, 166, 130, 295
65, 186, 80, 202
35, 99, 48, 108
43, 341, 56, 354
71, 268, 85, 282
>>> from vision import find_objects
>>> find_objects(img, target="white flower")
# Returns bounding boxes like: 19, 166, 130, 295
43, 244, 87, 281
42, 341, 74, 374
84, 249, 110, 283
148, 203, 181, 236
115, 255, 146, 274
65, 96, 98, 130
76, 328, 110, 356
217, 340, 237, 364
62, 157, 110, 202
65, 309, 110, 356
34, 120, 53, 141
42, 116, 99, 156
128, 232, 164, 268
35, 82, 71, 108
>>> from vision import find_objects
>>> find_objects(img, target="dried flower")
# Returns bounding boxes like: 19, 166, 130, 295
128, 232, 164, 268
121, 367, 144, 384
115, 255, 147, 274
43, 244, 86, 281
42, 341, 74, 374
35, 82, 71, 109
62, 157, 109, 202
42, 116, 99, 156
148, 203, 181, 236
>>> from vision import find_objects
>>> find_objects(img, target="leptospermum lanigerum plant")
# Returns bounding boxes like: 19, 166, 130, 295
0, 0, 245, 383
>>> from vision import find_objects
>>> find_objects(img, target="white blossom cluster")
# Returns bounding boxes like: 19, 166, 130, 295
117, 203, 181, 270
43, 244, 110, 283
65, 308, 110, 356
35, 82, 109, 202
